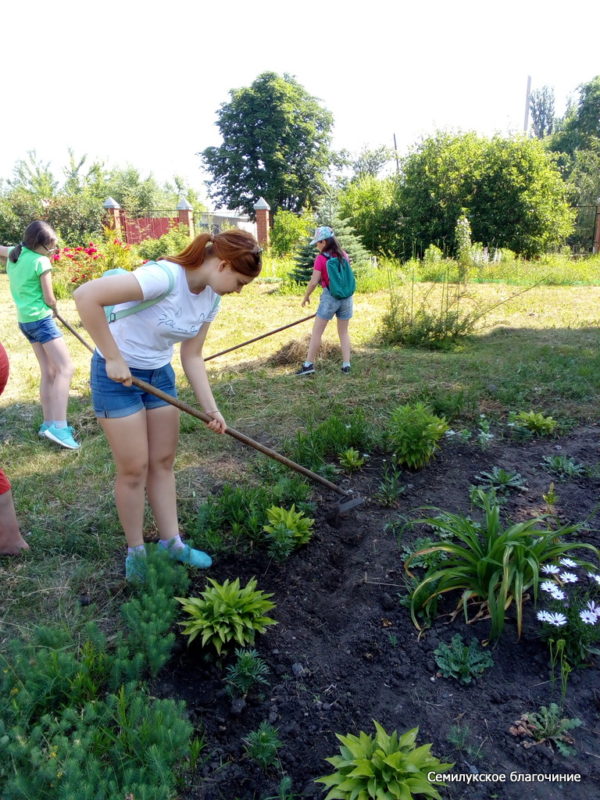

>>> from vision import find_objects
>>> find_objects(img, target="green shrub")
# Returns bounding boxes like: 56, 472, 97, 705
338, 447, 366, 472
407, 492, 597, 639
434, 634, 494, 685
472, 466, 527, 494
387, 402, 448, 470
136, 225, 192, 261
271, 209, 313, 257
541, 454, 586, 479
288, 409, 374, 473
509, 410, 558, 437
316, 722, 454, 800
177, 577, 277, 655
263, 504, 314, 561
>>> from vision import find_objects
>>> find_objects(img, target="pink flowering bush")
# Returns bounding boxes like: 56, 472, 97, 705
52, 232, 139, 298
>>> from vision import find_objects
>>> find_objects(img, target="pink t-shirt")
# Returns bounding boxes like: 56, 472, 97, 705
313, 251, 349, 289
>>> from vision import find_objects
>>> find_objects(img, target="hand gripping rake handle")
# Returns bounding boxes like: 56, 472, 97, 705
56, 313, 353, 499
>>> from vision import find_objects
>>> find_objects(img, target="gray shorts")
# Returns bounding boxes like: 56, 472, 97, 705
316, 288, 353, 321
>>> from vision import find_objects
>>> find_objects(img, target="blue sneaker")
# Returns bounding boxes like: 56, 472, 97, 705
125, 552, 147, 583
38, 423, 50, 437
162, 541, 212, 569
44, 424, 80, 450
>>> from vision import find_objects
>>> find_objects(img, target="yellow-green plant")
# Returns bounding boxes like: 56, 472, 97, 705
339, 447, 366, 472
263, 505, 314, 560
316, 722, 453, 800
387, 403, 448, 470
407, 492, 598, 639
177, 577, 277, 655
510, 410, 557, 437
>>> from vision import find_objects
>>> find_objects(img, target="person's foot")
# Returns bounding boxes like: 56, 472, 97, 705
341, 365, 351, 374
295, 363, 315, 376
44, 424, 80, 450
125, 551, 147, 583
0, 535, 29, 555
161, 539, 212, 568
38, 422, 50, 437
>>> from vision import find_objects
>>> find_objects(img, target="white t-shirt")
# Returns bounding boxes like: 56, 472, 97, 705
100, 260, 221, 369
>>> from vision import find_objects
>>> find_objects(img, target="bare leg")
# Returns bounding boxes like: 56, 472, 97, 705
31, 337, 75, 421
306, 317, 329, 363
145, 405, 180, 540
0, 489, 29, 554
99, 411, 149, 548
336, 318, 351, 363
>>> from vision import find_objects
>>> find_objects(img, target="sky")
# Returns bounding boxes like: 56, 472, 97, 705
2, 0, 599, 206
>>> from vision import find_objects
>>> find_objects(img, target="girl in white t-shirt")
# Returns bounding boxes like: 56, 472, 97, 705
74, 230, 262, 581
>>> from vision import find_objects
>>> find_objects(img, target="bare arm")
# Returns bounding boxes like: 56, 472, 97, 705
73, 274, 144, 385
302, 269, 322, 307
39, 271, 57, 313
180, 324, 226, 433
0, 246, 10, 259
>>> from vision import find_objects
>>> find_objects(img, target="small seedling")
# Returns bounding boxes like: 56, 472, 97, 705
434, 634, 494, 685
374, 464, 406, 507
473, 466, 527, 493
338, 447, 366, 472
243, 721, 282, 770
541, 454, 585, 480
542, 482, 559, 508
262, 505, 314, 561
510, 704, 582, 756
401, 536, 448, 571
476, 415, 494, 448
225, 648, 270, 698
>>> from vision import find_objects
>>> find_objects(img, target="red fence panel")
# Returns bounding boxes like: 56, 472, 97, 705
122, 216, 178, 245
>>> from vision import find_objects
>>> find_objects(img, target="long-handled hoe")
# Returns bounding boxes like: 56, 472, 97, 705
57, 313, 364, 517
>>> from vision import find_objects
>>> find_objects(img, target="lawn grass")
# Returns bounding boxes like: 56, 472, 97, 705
1, 274, 600, 645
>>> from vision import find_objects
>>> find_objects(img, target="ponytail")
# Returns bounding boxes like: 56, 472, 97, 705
322, 235, 346, 261
8, 221, 57, 264
168, 229, 262, 278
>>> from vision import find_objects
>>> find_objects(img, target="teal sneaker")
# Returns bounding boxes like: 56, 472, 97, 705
44, 424, 80, 450
162, 541, 212, 569
125, 552, 147, 583
38, 422, 50, 437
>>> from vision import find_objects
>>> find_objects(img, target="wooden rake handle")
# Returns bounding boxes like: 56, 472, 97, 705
56, 313, 347, 497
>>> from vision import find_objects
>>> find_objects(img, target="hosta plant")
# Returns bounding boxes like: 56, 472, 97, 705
263, 504, 314, 561
387, 403, 448, 470
509, 410, 557, 437
177, 577, 277, 655
316, 722, 453, 800
541, 454, 586, 480
406, 491, 598, 639
339, 447, 366, 472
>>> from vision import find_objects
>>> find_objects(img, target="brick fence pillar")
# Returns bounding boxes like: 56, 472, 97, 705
177, 197, 194, 238
253, 197, 271, 248
103, 197, 122, 234
594, 199, 600, 254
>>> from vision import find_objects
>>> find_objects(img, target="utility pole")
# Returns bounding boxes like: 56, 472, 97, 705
523, 75, 532, 134
393, 133, 400, 174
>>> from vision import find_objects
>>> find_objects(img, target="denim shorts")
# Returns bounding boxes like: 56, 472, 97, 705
91, 351, 177, 418
18, 316, 62, 344
316, 288, 353, 321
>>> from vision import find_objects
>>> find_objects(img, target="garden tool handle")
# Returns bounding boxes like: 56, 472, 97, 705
204, 314, 316, 361
128, 375, 347, 496
55, 312, 347, 497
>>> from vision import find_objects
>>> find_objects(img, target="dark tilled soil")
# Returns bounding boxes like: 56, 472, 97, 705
154, 427, 600, 800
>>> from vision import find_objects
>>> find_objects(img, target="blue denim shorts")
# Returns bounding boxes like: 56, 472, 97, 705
18, 316, 62, 344
316, 288, 353, 321
91, 351, 177, 418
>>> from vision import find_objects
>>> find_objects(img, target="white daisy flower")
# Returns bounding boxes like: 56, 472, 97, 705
537, 610, 553, 623
579, 610, 598, 625
540, 580, 558, 593
586, 600, 600, 615
541, 564, 560, 575
560, 572, 578, 583
547, 612, 568, 627
587, 573, 600, 586
550, 587, 566, 601
559, 558, 577, 568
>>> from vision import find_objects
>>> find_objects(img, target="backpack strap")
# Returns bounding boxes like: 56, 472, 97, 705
107, 261, 175, 323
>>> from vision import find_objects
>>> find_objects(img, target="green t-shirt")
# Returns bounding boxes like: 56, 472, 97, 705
6, 246, 53, 323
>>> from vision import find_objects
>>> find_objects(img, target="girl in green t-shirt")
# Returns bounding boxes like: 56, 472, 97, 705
1, 220, 80, 450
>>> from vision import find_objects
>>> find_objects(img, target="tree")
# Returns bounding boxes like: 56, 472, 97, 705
550, 76, 600, 159
351, 146, 394, 180
338, 175, 401, 256
529, 86, 555, 138
201, 72, 334, 217
395, 132, 573, 258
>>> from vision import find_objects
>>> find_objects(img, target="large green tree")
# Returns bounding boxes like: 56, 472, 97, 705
529, 86, 555, 138
200, 72, 334, 217
396, 132, 573, 258
550, 76, 600, 159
